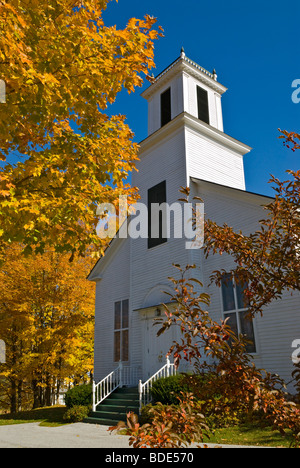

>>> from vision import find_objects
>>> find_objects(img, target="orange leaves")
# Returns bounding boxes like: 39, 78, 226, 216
156, 264, 300, 448
205, 165, 300, 317
279, 129, 300, 152
110, 396, 210, 449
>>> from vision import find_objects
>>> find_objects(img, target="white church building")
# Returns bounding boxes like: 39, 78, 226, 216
88, 51, 300, 410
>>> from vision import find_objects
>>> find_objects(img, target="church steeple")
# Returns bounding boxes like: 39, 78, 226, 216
142, 50, 227, 137
138, 52, 251, 192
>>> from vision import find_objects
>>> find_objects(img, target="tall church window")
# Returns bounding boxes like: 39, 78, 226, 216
161, 88, 171, 127
114, 299, 129, 362
197, 85, 210, 125
148, 181, 167, 249
221, 274, 256, 354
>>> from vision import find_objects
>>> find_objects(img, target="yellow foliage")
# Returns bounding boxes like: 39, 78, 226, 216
0, 0, 163, 258
0, 244, 95, 409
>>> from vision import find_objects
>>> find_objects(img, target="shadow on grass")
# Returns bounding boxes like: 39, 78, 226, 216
0, 406, 68, 427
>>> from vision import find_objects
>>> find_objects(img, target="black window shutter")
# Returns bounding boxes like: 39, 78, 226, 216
161, 88, 171, 127
148, 181, 167, 249
197, 86, 210, 124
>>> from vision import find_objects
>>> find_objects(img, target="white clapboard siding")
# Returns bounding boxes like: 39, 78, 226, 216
186, 126, 246, 190
130, 126, 191, 377
93, 237, 131, 383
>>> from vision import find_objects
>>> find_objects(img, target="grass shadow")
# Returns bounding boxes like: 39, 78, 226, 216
0, 406, 68, 427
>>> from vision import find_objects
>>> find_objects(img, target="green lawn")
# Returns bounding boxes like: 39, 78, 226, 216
203, 423, 293, 448
0, 406, 68, 427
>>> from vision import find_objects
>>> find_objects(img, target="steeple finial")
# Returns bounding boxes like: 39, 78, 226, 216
212, 69, 218, 81
180, 47, 186, 59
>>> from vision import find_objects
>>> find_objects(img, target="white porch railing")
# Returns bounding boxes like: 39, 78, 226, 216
92, 362, 141, 412
138, 357, 177, 413
93, 359, 176, 413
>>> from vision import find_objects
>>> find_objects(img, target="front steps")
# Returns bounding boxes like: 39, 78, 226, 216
85, 387, 140, 426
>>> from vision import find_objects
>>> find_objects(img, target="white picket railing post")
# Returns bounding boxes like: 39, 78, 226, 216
119, 361, 123, 388
166, 356, 170, 377
92, 380, 96, 412
93, 364, 141, 410
138, 359, 177, 414
138, 379, 143, 413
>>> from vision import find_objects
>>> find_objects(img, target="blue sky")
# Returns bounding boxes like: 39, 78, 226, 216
103, 0, 299, 196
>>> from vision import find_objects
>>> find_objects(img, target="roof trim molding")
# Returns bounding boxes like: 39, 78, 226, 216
191, 177, 275, 200
139, 112, 252, 156
142, 55, 227, 100
87, 236, 127, 282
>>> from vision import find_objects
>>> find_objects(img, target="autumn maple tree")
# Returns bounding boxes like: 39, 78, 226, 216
0, 245, 95, 413
0, 0, 162, 258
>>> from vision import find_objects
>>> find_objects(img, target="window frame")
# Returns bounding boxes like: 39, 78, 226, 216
148, 180, 167, 250
114, 299, 129, 363
220, 275, 258, 355
197, 85, 210, 125
160, 87, 172, 127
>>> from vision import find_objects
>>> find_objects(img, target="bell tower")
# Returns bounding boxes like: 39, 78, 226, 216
142, 48, 226, 137
139, 49, 251, 191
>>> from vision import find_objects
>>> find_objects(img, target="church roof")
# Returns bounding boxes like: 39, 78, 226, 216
191, 177, 275, 200
142, 50, 227, 99
155, 51, 215, 83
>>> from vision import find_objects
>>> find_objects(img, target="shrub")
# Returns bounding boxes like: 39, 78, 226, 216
63, 405, 90, 423
148, 374, 243, 429
64, 384, 92, 409
150, 373, 209, 405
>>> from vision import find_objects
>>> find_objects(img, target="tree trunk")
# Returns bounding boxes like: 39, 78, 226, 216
17, 380, 22, 412
10, 378, 17, 414
45, 374, 52, 407
32, 379, 40, 409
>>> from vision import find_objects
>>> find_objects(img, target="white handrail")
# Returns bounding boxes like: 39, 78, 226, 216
92, 363, 141, 412
138, 357, 177, 413
93, 365, 121, 412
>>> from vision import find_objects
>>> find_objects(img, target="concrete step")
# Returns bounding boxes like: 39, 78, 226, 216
108, 393, 139, 400
87, 386, 140, 426
97, 398, 139, 408
91, 410, 127, 420
97, 404, 139, 413
84, 416, 122, 426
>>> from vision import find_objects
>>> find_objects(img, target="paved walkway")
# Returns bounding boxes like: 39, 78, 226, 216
0, 422, 131, 448
0, 422, 271, 449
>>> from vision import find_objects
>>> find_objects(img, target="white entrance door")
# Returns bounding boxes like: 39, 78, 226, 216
143, 316, 175, 381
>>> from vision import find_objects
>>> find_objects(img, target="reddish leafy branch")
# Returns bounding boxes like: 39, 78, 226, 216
157, 265, 300, 448
204, 169, 300, 317
279, 129, 300, 152
110, 393, 210, 449
110, 264, 300, 448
